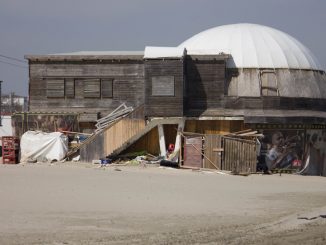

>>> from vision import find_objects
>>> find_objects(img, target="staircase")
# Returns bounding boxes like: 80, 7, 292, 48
109, 117, 184, 157
77, 104, 183, 162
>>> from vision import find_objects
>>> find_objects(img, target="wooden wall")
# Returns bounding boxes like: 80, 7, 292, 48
204, 134, 222, 169
103, 118, 146, 157
27, 55, 326, 124
29, 59, 145, 115
185, 56, 226, 114
124, 127, 160, 155
185, 120, 245, 135
223, 136, 257, 173
123, 124, 178, 155
145, 59, 184, 117
80, 105, 146, 162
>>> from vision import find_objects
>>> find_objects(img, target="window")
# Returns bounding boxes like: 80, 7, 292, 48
101, 79, 113, 98
83, 79, 100, 98
260, 71, 278, 96
151, 76, 175, 96
65, 79, 75, 98
46, 79, 65, 98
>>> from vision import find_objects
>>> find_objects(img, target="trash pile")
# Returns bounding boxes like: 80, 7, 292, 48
91, 151, 164, 168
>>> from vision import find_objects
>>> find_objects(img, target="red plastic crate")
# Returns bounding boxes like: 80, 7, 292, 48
2, 136, 20, 164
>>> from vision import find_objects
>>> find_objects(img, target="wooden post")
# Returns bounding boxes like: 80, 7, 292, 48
174, 119, 185, 165
174, 119, 185, 152
158, 124, 166, 158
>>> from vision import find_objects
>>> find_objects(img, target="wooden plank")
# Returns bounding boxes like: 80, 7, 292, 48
174, 120, 185, 152
203, 134, 222, 169
151, 76, 175, 96
65, 78, 75, 98
101, 79, 113, 98
30, 63, 144, 78
46, 79, 65, 98
158, 124, 166, 157
79, 113, 99, 122
213, 148, 223, 152
83, 79, 101, 98
29, 60, 145, 115
221, 136, 257, 173
145, 59, 184, 117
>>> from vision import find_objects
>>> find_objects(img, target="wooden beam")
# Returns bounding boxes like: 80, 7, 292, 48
158, 124, 166, 157
189, 142, 220, 170
61, 130, 92, 136
213, 148, 224, 152
174, 119, 185, 152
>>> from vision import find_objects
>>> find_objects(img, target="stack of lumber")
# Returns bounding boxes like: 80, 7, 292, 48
226, 129, 263, 138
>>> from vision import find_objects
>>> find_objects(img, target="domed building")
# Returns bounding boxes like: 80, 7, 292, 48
179, 23, 326, 99
23, 23, 326, 175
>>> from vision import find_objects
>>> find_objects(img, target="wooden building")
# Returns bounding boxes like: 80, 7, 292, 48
24, 24, 326, 176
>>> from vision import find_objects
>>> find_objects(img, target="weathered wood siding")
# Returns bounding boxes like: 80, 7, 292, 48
80, 106, 146, 162
222, 136, 257, 173
145, 59, 184, 117
80, 130, 105, 162
204, 134, 222, 169
29, 60, 145, 115
27, 54, 326, 123
103, 118, 146, 157
185, 120, 245, 135
185, 56, 226, 114
123, 127, 160, 155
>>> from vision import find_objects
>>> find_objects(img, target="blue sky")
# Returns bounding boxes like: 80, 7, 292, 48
1, 0, 325, 96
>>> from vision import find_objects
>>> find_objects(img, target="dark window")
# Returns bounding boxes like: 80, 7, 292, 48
151, 76, 175, 96
65, 79, 75, 98
83, 79, 100, 98
46, 79, 65, 98
101, 79, 113, 98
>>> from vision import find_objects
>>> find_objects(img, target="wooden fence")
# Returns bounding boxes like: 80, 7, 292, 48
204, 134, 222, 169
222, 136, 257, 173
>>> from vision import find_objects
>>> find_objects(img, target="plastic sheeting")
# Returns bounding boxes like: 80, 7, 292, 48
20, 131, 68, 163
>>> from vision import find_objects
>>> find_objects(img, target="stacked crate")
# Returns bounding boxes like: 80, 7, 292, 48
2, 137, 20, 164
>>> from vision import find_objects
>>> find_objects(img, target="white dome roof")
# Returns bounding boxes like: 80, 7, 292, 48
179, 23, 322, 70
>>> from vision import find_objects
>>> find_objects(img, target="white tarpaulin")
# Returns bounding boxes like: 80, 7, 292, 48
20, 131, 68, 163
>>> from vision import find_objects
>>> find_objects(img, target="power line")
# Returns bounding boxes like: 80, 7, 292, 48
0, 60, 28, 69
0, 54, 27, 63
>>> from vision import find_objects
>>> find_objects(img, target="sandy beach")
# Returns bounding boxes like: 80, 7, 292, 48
0, 162, 325, 244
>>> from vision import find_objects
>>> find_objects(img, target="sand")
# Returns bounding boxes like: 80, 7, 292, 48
0, 162, 325, 244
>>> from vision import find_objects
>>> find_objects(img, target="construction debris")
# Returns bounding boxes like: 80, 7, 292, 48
95, 103, 133, 133
66, 103, 134, 159
226, 129, 264, 138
